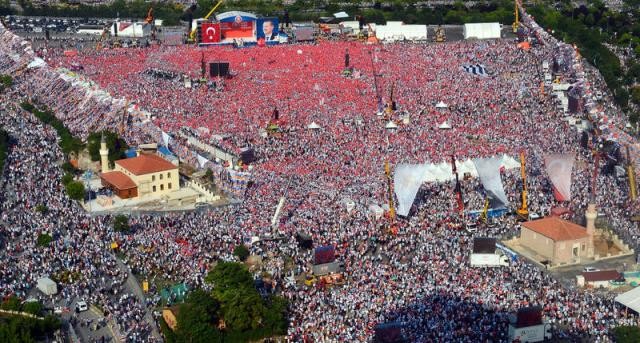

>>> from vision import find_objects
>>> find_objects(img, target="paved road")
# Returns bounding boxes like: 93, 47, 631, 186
115, 257, 162, 342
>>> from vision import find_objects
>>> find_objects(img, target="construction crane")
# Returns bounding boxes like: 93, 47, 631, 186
516, 152, 528, 220
189, 0, 224, 42
626, 146, 637, 200
480, 197, 490, 223
385, 161, 396, 221
512, 0, 519, 33
145, 7, 154, 24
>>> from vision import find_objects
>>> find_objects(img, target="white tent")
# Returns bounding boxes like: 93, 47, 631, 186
463, 23, 501, 40
438, 121, 452, 129
342, 198, 356, 213
307, 122, 321, 130
385, 121, 398, 129
37, 277, 58, 296
27, 57, 46, 69
435, 101, 448, 109
333, 11, 349, 19
615, 286, 640, 314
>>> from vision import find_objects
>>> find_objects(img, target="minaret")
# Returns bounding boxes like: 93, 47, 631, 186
99, 133, 109, 173
585, 203, 597, 257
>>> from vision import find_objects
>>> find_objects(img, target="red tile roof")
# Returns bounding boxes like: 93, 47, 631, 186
521, 217, 589, 242
115, 154, 177, 176
101, 171, 136, 190
582, 270, 621, 282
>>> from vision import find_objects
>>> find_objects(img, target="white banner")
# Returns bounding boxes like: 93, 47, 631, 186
394, 164, 429, 216
473, 157, 509, 207
161, 131, 171, 147
544, 153, 576, 201
196, 154, 209, 168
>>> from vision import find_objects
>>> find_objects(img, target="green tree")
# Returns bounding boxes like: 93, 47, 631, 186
87, 131, 128, 163
35, 204, 48, 214
614, 326, 640, 343
233, 244, 250, 262
65, 181, 85, 201
61, 173, 74, 186
22, 302, 42, 316
205, 262, 254, 299
113, 214, 130, 233
36, 233, 53, 247
631, 87, 640, 106
1, 296, 22, 311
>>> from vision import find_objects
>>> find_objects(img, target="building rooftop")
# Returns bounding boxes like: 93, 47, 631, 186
116, 154, 177, 176
521, 217, 590, 242
582, 270, 621, 282
100, 171, 136, 190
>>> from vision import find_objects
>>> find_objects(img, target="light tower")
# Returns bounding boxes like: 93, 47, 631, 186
100, 133, 109, 173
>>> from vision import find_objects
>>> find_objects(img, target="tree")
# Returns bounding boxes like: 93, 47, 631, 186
233, 244, 250, 262
87, 131, 128, 163
65, 181, 85, 201
204, 168, 213, 182
22, 302, 42, 316
61, 173, 74, 186
205, 262, 254, 299
614, 326, 640, 343
1, 296, 21, 311
631, 87, 640, 106
36, 233, 53, 247
35, 204, 48, 214
113, 214, 130, 233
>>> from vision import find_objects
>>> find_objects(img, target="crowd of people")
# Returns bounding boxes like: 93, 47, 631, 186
1, 4, 640, 342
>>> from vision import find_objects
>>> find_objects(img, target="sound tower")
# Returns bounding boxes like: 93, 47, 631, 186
209, 62, 230, 77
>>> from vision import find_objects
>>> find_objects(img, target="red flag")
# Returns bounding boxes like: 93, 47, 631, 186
201, 23, 221, 43
552, 186, 566, 202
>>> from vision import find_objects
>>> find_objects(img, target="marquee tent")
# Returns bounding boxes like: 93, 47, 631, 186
463, 23, 501, 40
615, 286, 640, 314
307, 122, 321, 129
438, 121, 452, 129
435, 101, 448, 108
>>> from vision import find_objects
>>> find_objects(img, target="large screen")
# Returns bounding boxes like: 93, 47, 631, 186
220, 15, 254, 41
256, 18, 279, 42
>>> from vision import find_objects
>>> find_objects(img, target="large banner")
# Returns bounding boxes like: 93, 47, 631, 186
200, 23, 221, 44
394, 164, 429, 216
256, 18, 279, 42
544, 153, 576, 202
473, 157, 509, 208
220, 16, 254, 41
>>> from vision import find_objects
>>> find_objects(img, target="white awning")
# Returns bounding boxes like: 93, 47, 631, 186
438, 121, 451, 129
333, 11, 349, 19
307, 121, 321, 129
385, 121, 398, 129
615, 286, 640, 313
435, 101, 448, 109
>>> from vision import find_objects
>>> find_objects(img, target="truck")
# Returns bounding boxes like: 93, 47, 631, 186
508, 323, 551, 342
470, 252, 509, 267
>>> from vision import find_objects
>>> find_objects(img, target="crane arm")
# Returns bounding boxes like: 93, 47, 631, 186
189, 0, 224, 40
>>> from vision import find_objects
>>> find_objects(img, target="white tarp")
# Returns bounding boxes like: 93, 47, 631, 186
463, 23, 501, 40
385, 121, 398, 129
368, 204, 384, 219
307, 122, 321, 129
544, 153, 576, 201
473, 157, 509, 207
394, 164, 429, 216
37, 277, 57, 296
333, 11, 349, 19
376, 24, 427, 41
27, 57, 45, 69
615, 286, 640, 314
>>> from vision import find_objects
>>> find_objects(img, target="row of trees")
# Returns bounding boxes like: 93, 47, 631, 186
11, 0, 520, 27
0, 296, 61, 343
20, 102, 84, 155
528, 5, 633, 111
161, 262, 288, 343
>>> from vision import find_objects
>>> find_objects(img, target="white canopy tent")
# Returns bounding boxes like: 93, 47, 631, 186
438, 121, 452, 129
615, 286, 640, 314
37, 277, 58, 296
307, 122, 321, 130
435, 101, 448, 109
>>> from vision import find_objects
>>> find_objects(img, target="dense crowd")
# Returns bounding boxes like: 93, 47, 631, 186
1, 5, 640, 342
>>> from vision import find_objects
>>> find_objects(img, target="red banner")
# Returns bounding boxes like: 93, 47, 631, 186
201, 23, 221, 43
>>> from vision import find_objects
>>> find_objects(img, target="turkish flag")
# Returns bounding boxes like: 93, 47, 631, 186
201, 23, 220, 43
